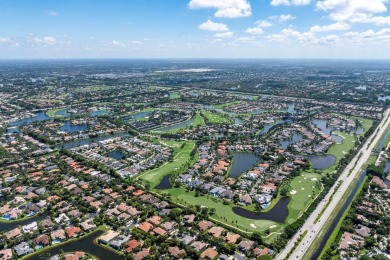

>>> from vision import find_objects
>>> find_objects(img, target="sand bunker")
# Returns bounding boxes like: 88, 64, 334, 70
311, 178, 317, 181
269, 225, 277, 229
290, 190, 297, 195
301, 188, 305, 190
250, 224, 257, 228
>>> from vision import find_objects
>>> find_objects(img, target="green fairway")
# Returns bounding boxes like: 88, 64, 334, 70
285, 172, 322, 224
170, 92, 181, 99
163, 187, 281, 235
154, 112, 205, 133
138, 140, 197, 187
202, 111, 232, 124
46, 108, 65, 117
213, 101, 242, 109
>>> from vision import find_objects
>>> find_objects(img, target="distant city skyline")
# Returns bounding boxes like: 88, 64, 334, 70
1, 0, 390, 59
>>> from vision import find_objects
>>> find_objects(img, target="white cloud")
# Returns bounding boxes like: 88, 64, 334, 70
316, 0, 390, 26
0, 37, 19, 47
236, 37, 255, 42
310, 22, 350, 32
271, 0, 310, 6
45, 10, 59, 17
112, 40, 126, 47
256, 20, 273, 28
188, 0, 251, 18
43, 36, 57, 45
132, 40, 142, 45
214, 31, 234, 38
270, 14, 296, 23
245, 27, 264, 35
199, 20, 229, 32
317, 34, 340, 44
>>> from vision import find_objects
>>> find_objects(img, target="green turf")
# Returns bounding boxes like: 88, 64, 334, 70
202, 111, 233, 124
46, 108, 65, 117
213, 101, 242, 109
153, 112, 205, 133
138, 140, 197, 187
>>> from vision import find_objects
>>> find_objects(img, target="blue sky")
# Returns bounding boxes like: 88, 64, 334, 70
0, 0, 390, 59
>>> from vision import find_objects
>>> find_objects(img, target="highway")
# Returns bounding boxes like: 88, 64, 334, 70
277, 108, 390, 260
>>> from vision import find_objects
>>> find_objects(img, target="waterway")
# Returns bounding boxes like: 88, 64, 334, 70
0, 212, 49, 232
312, 171, 367, 259
27, 230, 122, 260
378, 95, 390, 101
308, 155, 336, 170
156, 174, 172, 189
232, 197, 290, 223
123, 111, 152, 120
376, 127, 390, 152
56, 132, 129, 150
154, 117, 195, 132
60, 121, 88, 133
280, 133, 303, 149
228, 152, 261, 178
9, 111, 50, 126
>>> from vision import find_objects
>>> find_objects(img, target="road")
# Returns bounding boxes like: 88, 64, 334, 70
277, 108, 390, 260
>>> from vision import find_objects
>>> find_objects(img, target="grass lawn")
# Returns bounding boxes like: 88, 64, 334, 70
46, 108, 64, 117
170, 92, 181, 99
163, 187, 280, 235
202, 111, 233, 124
154, 112, 205, 134
213, 101, 242, 109
285, 172, 322, 224
138, 140, 197, 187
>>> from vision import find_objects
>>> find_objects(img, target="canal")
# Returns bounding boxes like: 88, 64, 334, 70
27, 230, 122, 260
232, 197, 290, 223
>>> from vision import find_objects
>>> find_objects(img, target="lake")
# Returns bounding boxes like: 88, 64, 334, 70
229, 152, 261, 178
308, 155, 336, 170
312, 119, 331, 135
331, 134, 343, 144
90, 110, 109, 117
60, 121, 88, 133
27, 230, 122, 260
156, 174, 172, 189
232, 197, 290, 223
233, 117, 243, 125
154, 117, 195, 132
107, 149, 127, 160
57, 132, 129, 150
280, 133, 303, 149
9, 111, 50, 126
123, 111, 152, 120
56, 109, 71, 117
378, 95, 390, 101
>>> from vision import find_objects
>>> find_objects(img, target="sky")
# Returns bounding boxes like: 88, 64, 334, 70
0, 0, 390, 59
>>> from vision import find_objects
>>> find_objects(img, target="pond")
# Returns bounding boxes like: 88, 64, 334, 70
90, 110, 109, 117
229, 152, 261, 178
287, 103, 296, 113
56, 109, 71, 117
312, 119, 331, 135
154, 117, 195, 132
156, 174, 172, 189
9, 111, 50, 126
354, 128, 364, 135
378, 95, 390, 101
60, 121, 88, 133
233, 118, 243, 125
123, 111, 152, 120
280, 133, 303, 149
260, 119, 288, 135
0, 212, 49, 232
107, 149, 127, 160
57, 132, 129, 150
331, 134, 343, 144
308, 155, 336, 170
232, 197, 290, 223
27, 230, 122, 260
6, 127, 20, 134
